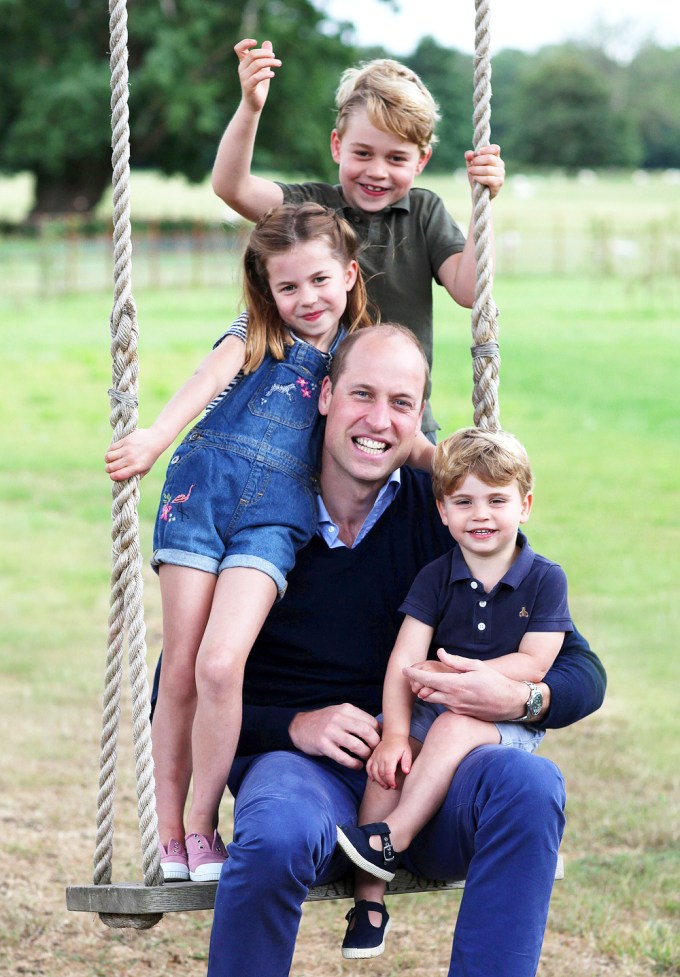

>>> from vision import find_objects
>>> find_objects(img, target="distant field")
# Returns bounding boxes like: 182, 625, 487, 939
1, 266, 678, 976
1, 168, 679, 300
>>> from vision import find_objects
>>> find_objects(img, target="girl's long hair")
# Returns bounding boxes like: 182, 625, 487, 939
242, 202, 373, 373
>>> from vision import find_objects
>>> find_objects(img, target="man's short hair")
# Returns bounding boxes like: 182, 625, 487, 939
335, 59, 440, 154
328, 322, 430, 401
432, 427, 534, 501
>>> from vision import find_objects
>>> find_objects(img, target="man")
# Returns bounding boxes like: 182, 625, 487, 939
201, 324, 606, 976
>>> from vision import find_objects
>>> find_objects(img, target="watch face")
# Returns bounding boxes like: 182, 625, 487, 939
528, 689, 543, 717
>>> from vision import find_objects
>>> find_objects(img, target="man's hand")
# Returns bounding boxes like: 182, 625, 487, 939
465, 144, 505, 199
235, 38, 281, 114
403, 649, 531, 722
288, 704, 381, 770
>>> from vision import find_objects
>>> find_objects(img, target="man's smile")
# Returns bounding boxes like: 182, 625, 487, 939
353, 436, 389, 456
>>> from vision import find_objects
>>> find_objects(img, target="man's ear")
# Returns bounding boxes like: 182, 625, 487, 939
415, 146, 433, 175
318, 375, 333, 416
330, 129, 342, 165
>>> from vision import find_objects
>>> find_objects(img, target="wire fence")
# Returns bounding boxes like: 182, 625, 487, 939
1, 214, 679, 301
0, 221, 247, 300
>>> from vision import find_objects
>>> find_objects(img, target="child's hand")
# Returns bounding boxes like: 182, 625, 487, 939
234, 38, 281, 113
104, 429, 164, 481
465, 144, 505, 199
367, 735, 412, 790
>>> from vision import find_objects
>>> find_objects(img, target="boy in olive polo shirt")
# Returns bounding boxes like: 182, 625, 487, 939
212, 39, 505, 438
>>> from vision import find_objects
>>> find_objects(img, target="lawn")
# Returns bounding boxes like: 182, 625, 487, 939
1, 259, 678, 974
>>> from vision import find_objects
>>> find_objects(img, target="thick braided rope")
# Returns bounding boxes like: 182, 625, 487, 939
471, 0, 500, 431
93, 0, 163, 926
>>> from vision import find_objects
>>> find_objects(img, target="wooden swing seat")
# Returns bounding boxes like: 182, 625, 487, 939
66, 857, 563, 916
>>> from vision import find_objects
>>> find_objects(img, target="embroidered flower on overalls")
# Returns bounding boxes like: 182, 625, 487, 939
296, 377, 313, 399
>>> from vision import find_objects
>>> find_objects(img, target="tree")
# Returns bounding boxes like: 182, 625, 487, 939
499, 45, 641, 170
625, 45, 680, 168
405, 37, 473, 172
0, 0, 358, 217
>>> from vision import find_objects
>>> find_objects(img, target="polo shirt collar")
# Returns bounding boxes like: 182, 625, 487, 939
449, 530, 535, 590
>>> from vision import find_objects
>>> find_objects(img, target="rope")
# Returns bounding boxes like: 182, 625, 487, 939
470, 0, 501, 431
93, 0, 163, 930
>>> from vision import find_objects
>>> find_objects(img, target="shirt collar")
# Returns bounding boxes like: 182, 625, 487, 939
449, 530, 535, 589
316, 469, 402, 549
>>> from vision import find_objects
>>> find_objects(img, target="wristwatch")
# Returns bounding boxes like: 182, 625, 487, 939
514, 681, 543, 722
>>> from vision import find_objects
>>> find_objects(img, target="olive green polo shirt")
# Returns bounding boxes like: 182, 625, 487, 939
279, 182, 466, 434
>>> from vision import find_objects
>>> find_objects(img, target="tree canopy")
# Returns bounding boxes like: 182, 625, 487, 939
0, 0, 357, 216
1, 0, 679, 218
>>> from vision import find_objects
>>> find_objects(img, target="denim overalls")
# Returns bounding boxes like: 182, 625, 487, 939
152, 330, 344, 597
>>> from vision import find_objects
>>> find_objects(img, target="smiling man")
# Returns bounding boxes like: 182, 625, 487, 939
204, 325, 607, 977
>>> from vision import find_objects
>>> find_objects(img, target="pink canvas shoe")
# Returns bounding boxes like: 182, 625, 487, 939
159, 837, 189, 881
186, 830, 228, 881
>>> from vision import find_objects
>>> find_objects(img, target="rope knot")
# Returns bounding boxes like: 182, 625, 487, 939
471, 341, 500, 360
108, 388, 139, 408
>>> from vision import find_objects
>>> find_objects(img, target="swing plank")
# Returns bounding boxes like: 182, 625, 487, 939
66, 856, 563, 915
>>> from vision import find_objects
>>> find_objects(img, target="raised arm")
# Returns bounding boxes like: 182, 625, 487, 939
211, 38, 285, 220
437, 144, 505, 308
104, 333, 246, 480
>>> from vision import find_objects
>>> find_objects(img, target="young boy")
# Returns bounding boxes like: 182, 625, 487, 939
335, 427, 572, 959
212, 39, 505, 438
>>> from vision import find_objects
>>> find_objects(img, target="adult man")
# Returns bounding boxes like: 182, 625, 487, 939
204, 324, 606, 976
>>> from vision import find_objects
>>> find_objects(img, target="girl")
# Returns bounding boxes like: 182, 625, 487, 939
105, 202, 373, 881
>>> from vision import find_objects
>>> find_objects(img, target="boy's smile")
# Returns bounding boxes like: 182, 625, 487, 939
330, 109, 431, 214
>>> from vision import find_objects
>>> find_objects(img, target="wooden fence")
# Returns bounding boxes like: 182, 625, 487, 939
1, 216, 678, 300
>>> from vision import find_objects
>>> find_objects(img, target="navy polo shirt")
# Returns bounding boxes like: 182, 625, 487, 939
399, 531, 572, 661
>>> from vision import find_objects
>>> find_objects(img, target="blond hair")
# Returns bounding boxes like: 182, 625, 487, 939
432, 428, 534, 501
242, 202, 373, 373
335, 59, 439, 154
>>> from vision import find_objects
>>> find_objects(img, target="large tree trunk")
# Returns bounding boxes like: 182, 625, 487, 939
29, 157, 112, 221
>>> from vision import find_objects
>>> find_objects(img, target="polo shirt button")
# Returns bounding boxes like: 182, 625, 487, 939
477, 622, 486, 631
470, 581, 478, 589
479, 600, 487, 607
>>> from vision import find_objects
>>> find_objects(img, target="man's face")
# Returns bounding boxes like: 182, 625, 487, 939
330, 108, 431, 214
318, 331, 426, 490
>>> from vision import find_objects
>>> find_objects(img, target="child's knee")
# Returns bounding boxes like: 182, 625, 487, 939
195, 649, 245, 699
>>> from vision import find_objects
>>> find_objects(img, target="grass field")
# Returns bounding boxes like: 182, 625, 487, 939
2, 168, 680, 299
1, 194, 679, 974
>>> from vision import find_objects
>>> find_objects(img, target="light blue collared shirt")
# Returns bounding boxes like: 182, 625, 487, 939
316, 469, 402, 549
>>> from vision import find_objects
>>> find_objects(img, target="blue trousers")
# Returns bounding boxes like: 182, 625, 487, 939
208, 746, 566, 977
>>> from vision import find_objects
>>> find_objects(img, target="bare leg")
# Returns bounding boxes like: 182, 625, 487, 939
384, 713, 500, 852
153, 564, 216, 844
187, 566, 277, 837
351, 738, 423, 926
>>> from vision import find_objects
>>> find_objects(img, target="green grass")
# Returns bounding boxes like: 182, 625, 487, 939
1, 271, 678, 974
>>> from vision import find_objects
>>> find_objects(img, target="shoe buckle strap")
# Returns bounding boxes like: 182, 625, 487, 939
380, 830, 395, 864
